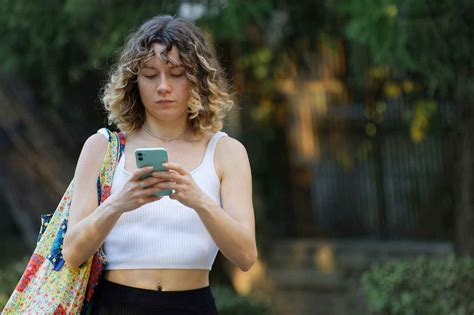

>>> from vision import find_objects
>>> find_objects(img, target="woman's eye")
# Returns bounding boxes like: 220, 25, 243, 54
144, 74, 157, 78
171, 72, 185, 77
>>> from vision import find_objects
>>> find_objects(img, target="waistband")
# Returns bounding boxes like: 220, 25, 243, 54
96, 279, 215, 308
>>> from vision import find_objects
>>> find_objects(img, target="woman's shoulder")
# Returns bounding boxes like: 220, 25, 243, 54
72, 130, 110, 186
86, 129, 110, 150
79, 130, 110, 165
214, 132, 250, 180
215, 132, 245, 152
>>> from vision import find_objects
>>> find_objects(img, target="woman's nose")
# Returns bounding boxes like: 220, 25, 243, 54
156, 75, 171, 94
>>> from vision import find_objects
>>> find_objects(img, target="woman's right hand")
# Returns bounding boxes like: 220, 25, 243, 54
107, 166, 169, 214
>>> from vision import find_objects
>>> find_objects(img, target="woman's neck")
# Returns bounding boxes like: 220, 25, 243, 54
143, 119, 191, 142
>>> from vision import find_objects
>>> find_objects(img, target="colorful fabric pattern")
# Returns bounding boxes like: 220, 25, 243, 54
1, 128, 126, 315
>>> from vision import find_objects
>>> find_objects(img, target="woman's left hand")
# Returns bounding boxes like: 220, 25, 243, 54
152, 162, 210, 210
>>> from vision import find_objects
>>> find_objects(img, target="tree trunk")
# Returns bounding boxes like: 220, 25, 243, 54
0, 76, 75, 246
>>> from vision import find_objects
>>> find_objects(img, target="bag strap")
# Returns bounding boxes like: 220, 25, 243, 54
82, 128, 126, 313
35, 129, 126, 257
96, 128, 126, 204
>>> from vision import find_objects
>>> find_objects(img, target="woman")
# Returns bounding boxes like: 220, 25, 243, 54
62, 15, 257, 314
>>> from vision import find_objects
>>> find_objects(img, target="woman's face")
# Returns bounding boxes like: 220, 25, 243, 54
137, 43, 191, 122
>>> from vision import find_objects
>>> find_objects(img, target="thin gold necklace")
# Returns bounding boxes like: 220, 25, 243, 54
142, 123, 191, 142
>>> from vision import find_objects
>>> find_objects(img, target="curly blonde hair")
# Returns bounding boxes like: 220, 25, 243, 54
101, 15, 234, 135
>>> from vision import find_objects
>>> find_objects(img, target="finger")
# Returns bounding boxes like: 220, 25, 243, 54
153, 181, 176, 190
141, 176, 169, 187
141, 186, 165, 196
152, 170, 180, 182
163, 162, 187, 175
131, 166, 154, 181
141, 193, 162, 203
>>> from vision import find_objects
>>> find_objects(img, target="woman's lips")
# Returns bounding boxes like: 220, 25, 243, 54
156, 99, 175, 104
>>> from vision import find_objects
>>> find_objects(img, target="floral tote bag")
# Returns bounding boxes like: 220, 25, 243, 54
1, 128, 126, 315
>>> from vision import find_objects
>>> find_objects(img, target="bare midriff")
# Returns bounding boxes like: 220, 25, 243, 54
104, 269, 210, 292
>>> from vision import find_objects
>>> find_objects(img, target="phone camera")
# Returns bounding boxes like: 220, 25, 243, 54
138, 153, 143, 156
138, 157, 143, 161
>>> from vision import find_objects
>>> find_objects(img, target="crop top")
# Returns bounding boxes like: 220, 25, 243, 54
97, 128, 228, 270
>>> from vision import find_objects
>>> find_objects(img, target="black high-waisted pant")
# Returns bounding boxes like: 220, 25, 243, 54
90, 279, 218, 315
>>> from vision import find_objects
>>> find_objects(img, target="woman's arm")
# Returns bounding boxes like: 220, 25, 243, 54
62, 133, 123, 268
63, 134, 165, 268
195, 137, 257, 271
158, 136, 258, 271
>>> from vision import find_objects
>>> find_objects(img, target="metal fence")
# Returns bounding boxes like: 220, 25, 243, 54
311, 100, 456, 240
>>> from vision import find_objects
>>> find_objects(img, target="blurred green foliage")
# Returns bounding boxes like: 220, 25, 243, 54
361, 255, 474, 315
0, 0, 340, 106
213, 284, 272, 315
338, 0, 474, 152
199, 0, 273, 42
409, 99, 438, 143
339, 0, 474, 101
0, 0, 182, 107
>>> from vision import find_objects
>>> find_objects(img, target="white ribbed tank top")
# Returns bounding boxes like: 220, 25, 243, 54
97, 129, 228, 270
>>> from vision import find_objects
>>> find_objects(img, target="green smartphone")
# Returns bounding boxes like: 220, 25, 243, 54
134, 147, 173, 197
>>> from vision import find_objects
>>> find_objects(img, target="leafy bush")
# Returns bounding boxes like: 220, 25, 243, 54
361, 255, 474, 315
213, 284, 271, 315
